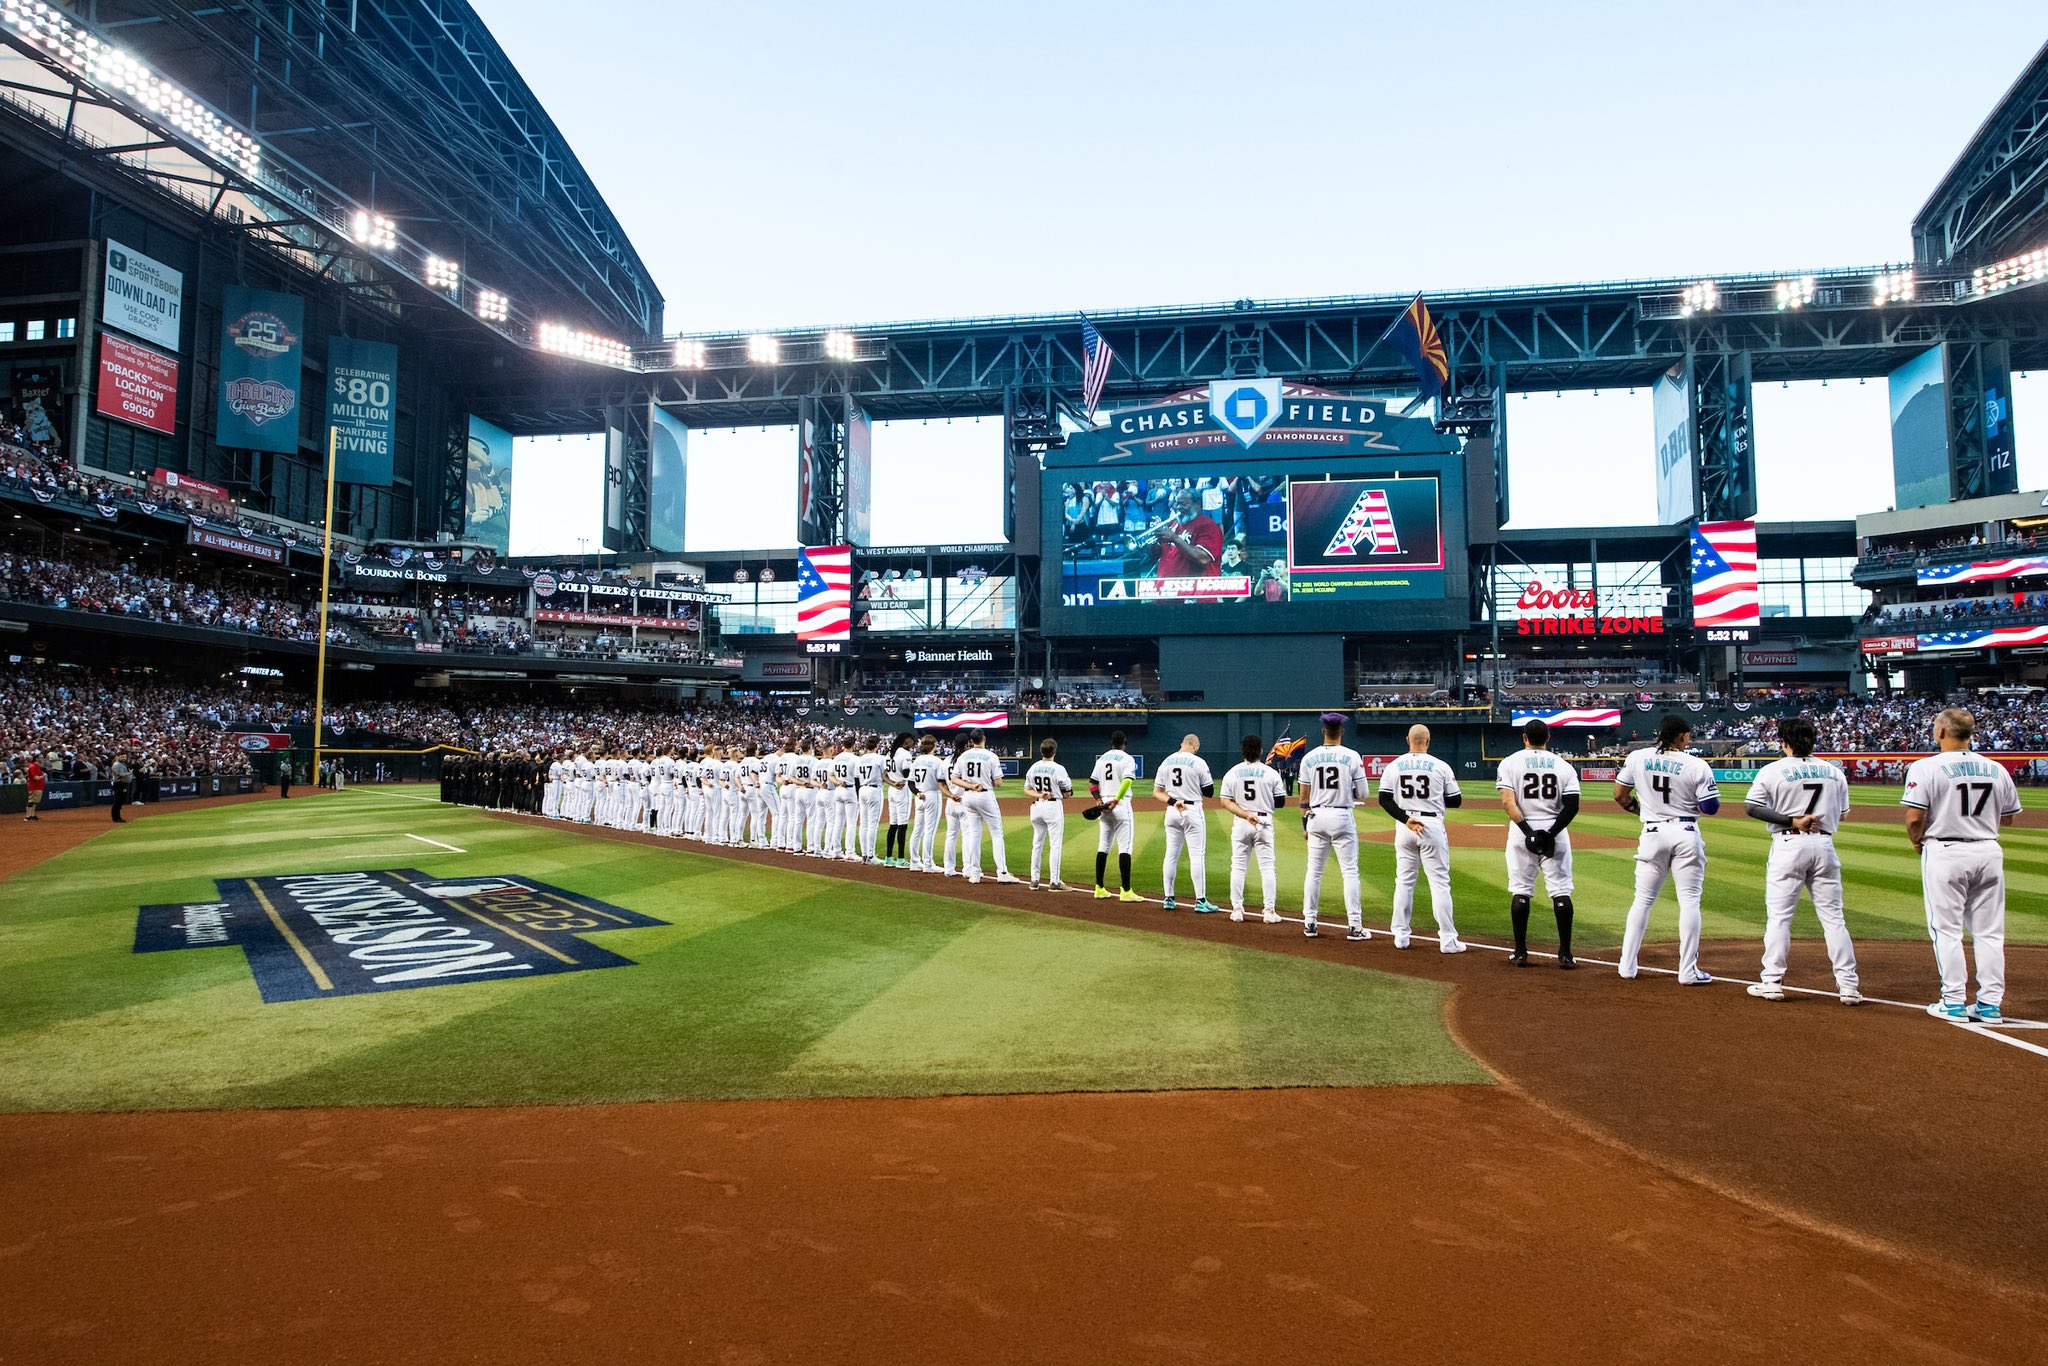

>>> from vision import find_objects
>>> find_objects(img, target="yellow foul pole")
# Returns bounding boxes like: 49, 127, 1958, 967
311, 424, 339, 785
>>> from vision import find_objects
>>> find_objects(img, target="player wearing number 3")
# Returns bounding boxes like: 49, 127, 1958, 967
1154, 735, 1218, 913
1903, 708, 2019, 1024
1376, 725, 1466, 952
1615, 716, 1721, 986
1743, 716, 1862, 1005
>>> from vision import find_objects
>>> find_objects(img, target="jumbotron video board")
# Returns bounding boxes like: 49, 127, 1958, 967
1043, 381, 1467, 636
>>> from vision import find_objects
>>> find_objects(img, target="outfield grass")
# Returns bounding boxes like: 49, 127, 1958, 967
0, 791, 1482, 1113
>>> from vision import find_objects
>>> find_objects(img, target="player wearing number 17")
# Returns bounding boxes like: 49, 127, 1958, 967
1615, 716, 1721, 986
1902, 708, 2020, 1024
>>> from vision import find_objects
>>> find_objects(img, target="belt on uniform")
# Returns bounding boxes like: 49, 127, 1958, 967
1927, 836, 1991, 843
1642, 820, 1696, 830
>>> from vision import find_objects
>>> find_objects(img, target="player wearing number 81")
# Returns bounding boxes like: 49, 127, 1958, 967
1376, 725, 1466, 952
1742, 717, 1862, 1005
1615, 716, 1722, 985
1022, 739, 1073, 890
1153, 736, 1217, 912
1902, 708, 2021, 1024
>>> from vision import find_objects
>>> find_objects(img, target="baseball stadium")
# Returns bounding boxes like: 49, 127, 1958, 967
3, 3, 2048, 1361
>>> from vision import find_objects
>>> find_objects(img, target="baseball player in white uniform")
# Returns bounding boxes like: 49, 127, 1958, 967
775, 741, 803, 850
681, 750, 704, 837
720, 749, 745, 845
949, 730, 1017, 885
1743, 716, 1861, 1005
1218, 734, 1287, 923
1153, 735, 1217, 912
1298, 712, 1371, 941
624, 754, 650, 831
742, 745, 771, 847
787, 745, 817, 853
1495, 719, 1582, 968
856, 738, 887, 862
827, 743, 859, 859
909, 737, 946, 871
939, 742, 966, 875
1615, 716, 1722, 986
649, 751, 674, 835
807, 740, 835, 855
570, 752, 595, 823
1376, 725, 1466, 952
1023, 738, 1073, 889
883, 735, 917, 867
542, 754, 565, 820
1089, 732, 1141, 902
1903, 707, 2021, 1024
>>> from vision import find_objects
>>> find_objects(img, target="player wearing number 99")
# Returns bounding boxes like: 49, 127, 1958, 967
1742, 717, 1862, 1005
1495, 719, 1581, 968
1615, 716, 1721, 985
1023, 738, 1073, 890
1299, 712, 1372, 941
1218, 735, 1287, 923
1375, 725, 1466, 952
1903, 707, 2020, 1024
1153, 735, 1217, 913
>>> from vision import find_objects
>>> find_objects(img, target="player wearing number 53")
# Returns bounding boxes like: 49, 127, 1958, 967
1614, 716, 1721, 986
1375, 726, 1466, 952
1903, 708, 2020, 1024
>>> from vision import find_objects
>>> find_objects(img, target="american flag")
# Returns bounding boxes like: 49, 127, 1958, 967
1690, 519, 1759, 629
1510, 708, 1622, 728
1917, 624, 2048, 652
795, 544, 852, 641
913, 711, 1011, 730
1916, 556, 2048, 586
1080, 318, 1115, 419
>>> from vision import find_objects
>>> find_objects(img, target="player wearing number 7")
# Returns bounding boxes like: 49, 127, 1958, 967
1376, 724, 1466, 952
1615, 715, 1721, 986
1742, 716, 1862, 1005
1903, 707, 2020, 1024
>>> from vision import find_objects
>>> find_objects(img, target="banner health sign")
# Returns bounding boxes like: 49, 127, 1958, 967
135, 870, 668, 1002
217, 285, 304, 454
327, 336, 398, 486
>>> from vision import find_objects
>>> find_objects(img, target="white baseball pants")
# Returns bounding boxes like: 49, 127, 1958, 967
1302, 808, 1362, 929
1618, 822, 1707, 982
1161, 805, 1208, 901
1230, 815, 1276, 911
1923, 839, 2005, 1008
1391, 819, 1458, 947
1760, 834, 1859, 991
1029, 800, 1065, 883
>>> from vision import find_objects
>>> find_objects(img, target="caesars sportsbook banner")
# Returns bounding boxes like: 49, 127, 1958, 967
1044, 379, 1465, 636
217, 286, 304, 455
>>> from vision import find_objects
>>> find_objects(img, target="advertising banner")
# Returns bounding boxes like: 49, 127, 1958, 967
648, 405, 688, 553
464, 416, 513, 554
187, 522, 284, 564
12, 366, 66, 452
845, 402, 873, 547
325, 336, 398, 486
102, 240, 184, 351
148, 468, 233, 516
534, 608, 699, 631
1859, 635, 1919, 654
217, 286, 303, 455
1652, 362, 1695, 525
95, 334, 178, 435
1739, 649, 1800, 668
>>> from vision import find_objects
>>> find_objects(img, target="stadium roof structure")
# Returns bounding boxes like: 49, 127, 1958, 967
1914, 38, 2048, 268
0, 0, 659, 344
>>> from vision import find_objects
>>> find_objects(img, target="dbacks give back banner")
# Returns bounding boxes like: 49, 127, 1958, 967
217, 286, 304, 455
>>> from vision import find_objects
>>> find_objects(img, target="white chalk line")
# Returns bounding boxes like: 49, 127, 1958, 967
405, 833, 466, 853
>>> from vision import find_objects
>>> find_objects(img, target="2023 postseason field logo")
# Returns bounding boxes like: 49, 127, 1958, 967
135, 870, 667, 1003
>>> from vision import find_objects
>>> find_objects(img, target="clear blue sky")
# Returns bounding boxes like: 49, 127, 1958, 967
474, 0, 2048, 551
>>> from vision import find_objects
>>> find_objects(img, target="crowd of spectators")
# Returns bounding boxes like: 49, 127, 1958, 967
1860, 529, 2046, 568
1, 440, 306, 545
1863, 590, 2048, 629
0, 550, 328, 643
1691, 690, 2048, 755
0, 665, 263, 782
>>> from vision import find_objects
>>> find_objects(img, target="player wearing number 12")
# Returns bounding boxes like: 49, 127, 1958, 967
1495, 719, 1582, 968
1298, 712, 1372, 941
1375, 725, 1467, 952
1154, 736, 1218, 912
1903, 708, 2021, 1024
1218, 736, 1288, 923
1743, 717, 1863, 1005
1615, 716, 1721, 986
1022, 739, 1073, 890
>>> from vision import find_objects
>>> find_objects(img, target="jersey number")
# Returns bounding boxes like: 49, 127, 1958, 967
1242, 779, 1259, 803
1521, 773, 1559, 800
1650, 775, 1673, 801
1801, 782, 1824, 815
1957, 782, 1994, 817
1032, 775, 1055, 796
1397, 774, 1429, 800
1315, 766, 1339, 792
1171, 769, 1188, 789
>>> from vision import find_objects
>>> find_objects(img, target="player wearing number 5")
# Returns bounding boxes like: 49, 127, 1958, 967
1903, 708, 2020, 1024
1154, 736, 1218, 913
1376, 725, 1466, 952
1218, 735, 1287, 923
1615, 716, 1721, 985
1023, 739, 1073, 890
1743, 717, 1862, 1005
1299, 712, 1372, 941
1495, 719, 1582, 968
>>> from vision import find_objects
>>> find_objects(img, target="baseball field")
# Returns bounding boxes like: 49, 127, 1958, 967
3, 785, 2046, 1363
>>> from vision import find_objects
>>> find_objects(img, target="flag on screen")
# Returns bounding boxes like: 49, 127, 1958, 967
1080, 318, 1115, 419
1690, 519, 1759, 628
1916, 556, 2048, 586
1916, 625, 2048, 651
1378, 294, 1449, 403
1510, 708, 1622, 728
914, 711, 1010, 730
795, 544, 852, 641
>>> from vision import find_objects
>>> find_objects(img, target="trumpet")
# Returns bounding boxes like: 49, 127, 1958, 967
1129, 516, 1184, 546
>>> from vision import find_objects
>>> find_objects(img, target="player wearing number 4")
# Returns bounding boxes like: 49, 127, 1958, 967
1495, 719, 1581, 968
1023, 739, 1073, 890
1615, 716, 1721, 986
1219, 735, 1287, 923
1743, 717, 1862, 1006
1376, 725, 1466, 952
1154, 736, 1218, 913
1903, 707, 2020, 1025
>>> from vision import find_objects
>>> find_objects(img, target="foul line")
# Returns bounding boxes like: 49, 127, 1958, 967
405, 833, 466, 853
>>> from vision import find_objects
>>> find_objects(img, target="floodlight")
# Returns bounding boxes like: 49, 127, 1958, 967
351, 211, 397, 252
1773, 276, 1815, 310
823, 330, 857, 361
1871, 270, 1915, 305
673, 339, 708, 369
748, 335, 781, 365
1678, 281, 1718, 317
424, 255, 461, 292
476, 290, 509, 323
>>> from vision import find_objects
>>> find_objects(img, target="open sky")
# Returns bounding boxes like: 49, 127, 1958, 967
476, 0, 2048, 554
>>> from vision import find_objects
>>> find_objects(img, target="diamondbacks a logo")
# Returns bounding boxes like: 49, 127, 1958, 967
1322, 486, 1404, 557
1207, 378, 1283, 448
135, 870, 667, 1003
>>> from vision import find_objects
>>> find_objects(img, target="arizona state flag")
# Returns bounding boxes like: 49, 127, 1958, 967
1379, 293, 1449, 402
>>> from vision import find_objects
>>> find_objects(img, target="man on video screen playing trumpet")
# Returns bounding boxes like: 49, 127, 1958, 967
1144, 487, 1224, 579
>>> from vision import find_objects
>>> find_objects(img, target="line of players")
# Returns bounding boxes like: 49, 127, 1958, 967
530, 706, 2018, 1022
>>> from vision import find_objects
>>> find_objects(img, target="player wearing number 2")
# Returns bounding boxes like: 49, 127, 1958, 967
1903, 708, 2020, 1024
1495, 718, 1582, 968
1023, 739, 1073, 890
1153, 735, 1218, 913
1090, 732, 1141, 903
1218, 735, 1287, 923
1376, 724, 1466, 952
1298, 712, 1372, 941
1743, 717, 1862, 1005
1615, 716, 1721, 986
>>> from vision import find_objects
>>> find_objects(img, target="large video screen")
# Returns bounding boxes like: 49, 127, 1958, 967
1058, 472, 1445, 609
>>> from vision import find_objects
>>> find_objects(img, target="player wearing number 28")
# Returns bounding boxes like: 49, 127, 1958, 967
1495, 718, 1582, 968
1615, 716, 1721, 986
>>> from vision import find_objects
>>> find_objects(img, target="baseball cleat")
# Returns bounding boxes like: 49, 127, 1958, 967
1262, 909, 1281, 924
1027, 880, 1040, 891
1440, 941, 1467, 955
1050, 882, 1066, 891
1303, 923, 1320, 938
1345, 927, 1369, 942
1975, 1003, 2004, 1024
1557, 954, 1578, 970
1839, 988, 1864, 1006
1160, 897, 1177, 911
1927, 1001, 1968, 1021
1229, 909, 1245, 922
1392, 935, 1412, 950
1507, 951, 1530, 967
1679, 972, 1713, 986
1118, 889, 1142, 904
966, 874, 982, 885
1745, 982, 1786, 1001
1195, 900, 1219, 915
1094, 886, 1111, 900
995, 872, 1020, 885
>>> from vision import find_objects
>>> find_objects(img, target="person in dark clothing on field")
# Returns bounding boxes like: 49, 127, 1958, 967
278, 759, 293, 799
109, 755, 133, 822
